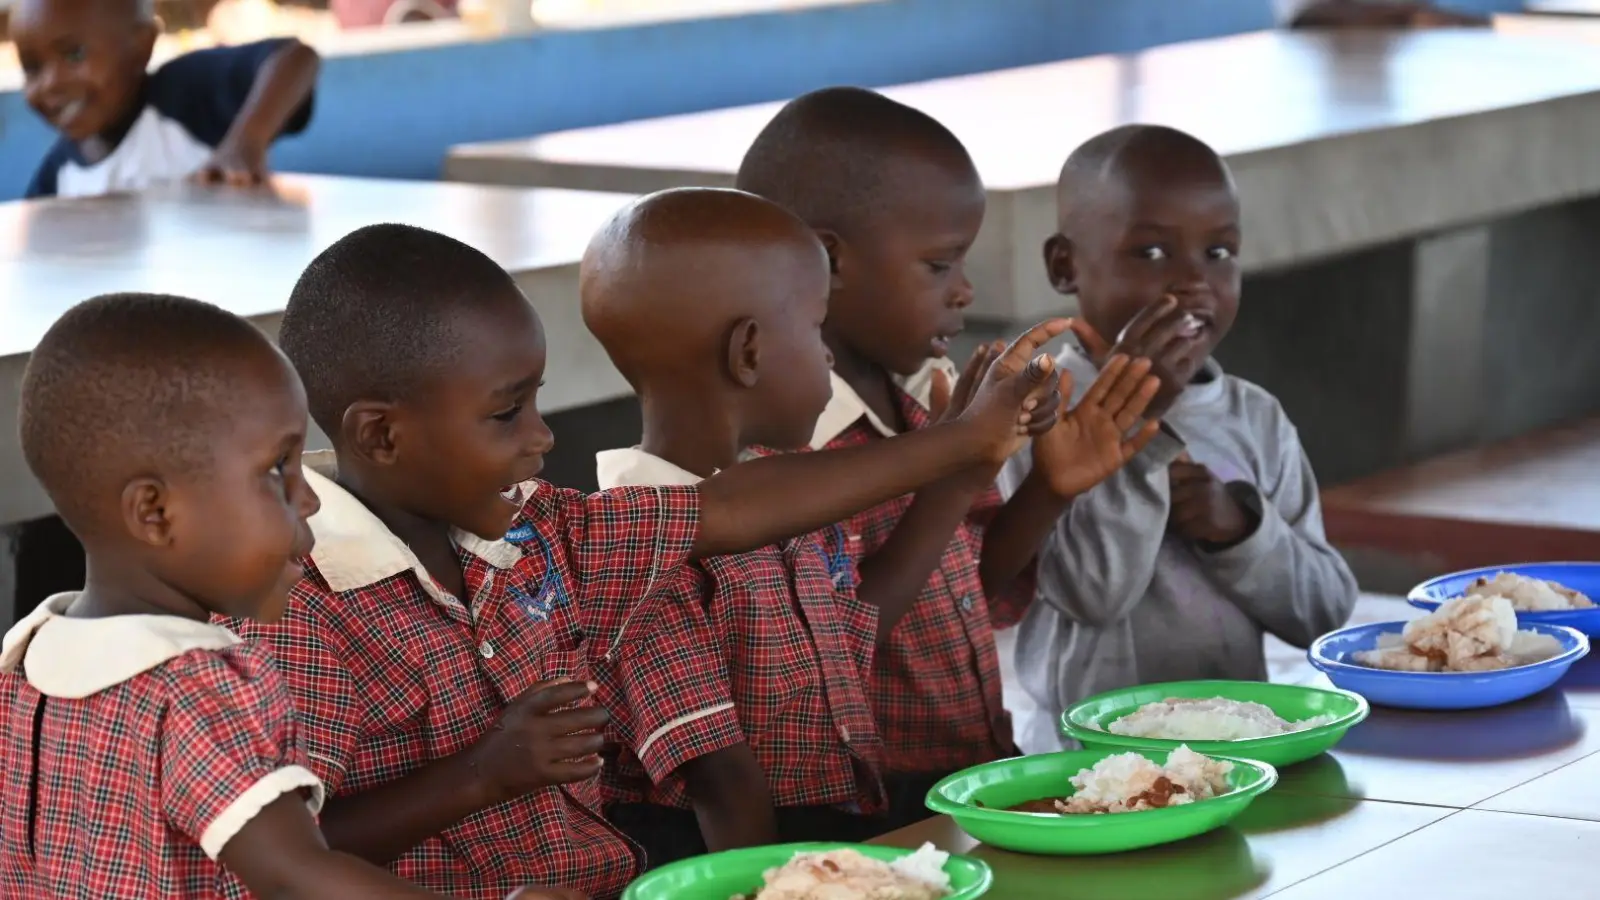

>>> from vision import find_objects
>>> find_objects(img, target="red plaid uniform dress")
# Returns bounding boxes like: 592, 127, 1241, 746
0, 594, 325, 900
222, 454, 699, 900
595, 450, 885, 813
809, 361, 1025, 774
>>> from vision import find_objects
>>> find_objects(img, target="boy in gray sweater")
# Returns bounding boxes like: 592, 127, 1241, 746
999, 125, 1359, 753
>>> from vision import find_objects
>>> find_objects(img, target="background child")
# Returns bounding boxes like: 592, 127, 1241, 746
736, 86, 1159, 826
10, 0, 319, 198
227, 223, 1066, 899
1000, 124, 1359, 753
586, 187, 1160, 865
0, 293, 574, 900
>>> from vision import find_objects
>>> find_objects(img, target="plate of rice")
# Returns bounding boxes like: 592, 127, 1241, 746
925, 746, 1276, 855
620, 842, 992, 900
1310, 598, 1589, 709
1061, 680, 1368, 768
1408, 563, 1600, 636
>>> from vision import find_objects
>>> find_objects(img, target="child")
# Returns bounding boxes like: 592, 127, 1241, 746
584, 187, 1160, 865
11, 0, 319, 198
735, 86, 1160, 827
0, 293, 574, 900
1275, 0, 1486, 27
224, 222, 1068, 899
999, 124, 1360, 753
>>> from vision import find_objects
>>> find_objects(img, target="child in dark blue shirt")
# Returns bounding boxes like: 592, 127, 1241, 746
11, 0, 319, 198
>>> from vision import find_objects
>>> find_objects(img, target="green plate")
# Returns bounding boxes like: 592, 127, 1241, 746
620, 842, 993, 900
925, 749, 1276, 856
1062, 680, 1369, 768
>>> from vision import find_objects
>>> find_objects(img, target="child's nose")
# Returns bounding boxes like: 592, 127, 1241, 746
296, 477, 323, 519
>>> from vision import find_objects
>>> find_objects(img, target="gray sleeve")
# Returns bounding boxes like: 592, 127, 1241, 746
1200, 417, 1359, 647
1006, 429, 1188, 627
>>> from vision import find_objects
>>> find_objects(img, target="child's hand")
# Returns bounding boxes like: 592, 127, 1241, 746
932, 341, 1061, 438
507, 888, 589, 900
1031, 354, 1162, 499
1077, 296, 1201, 417
1168, 456, 1256, 548
195, 135, 271, 187
957, 319, 1073, 463
468, 679, 609, 804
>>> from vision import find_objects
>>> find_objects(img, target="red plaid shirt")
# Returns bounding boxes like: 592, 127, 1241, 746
0, 594, 324, 900
222, 455, 700, 900
809, 362, 1023, 774
595, 446, 885, 812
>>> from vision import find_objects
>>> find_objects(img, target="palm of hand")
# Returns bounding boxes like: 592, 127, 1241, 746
1033, 402, 1134, 498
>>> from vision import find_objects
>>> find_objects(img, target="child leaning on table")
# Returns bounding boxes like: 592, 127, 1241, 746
0, 293, 573, 900
999, 125, 1360, 754
10, 0, 318, 198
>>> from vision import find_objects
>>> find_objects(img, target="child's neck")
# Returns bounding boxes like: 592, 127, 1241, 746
334, 467, 465, 599
637, 390, 742, 479
827, 340, 903, 432
72, 554, 211, 622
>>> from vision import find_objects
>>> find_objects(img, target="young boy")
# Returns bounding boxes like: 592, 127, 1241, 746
584, 187, 1159, 865
735, 86, 1159, 826
11, 0, 319, 198
225, 222, 1069, 899
1275, 0, 1486, 27
1000, 124, 1360, 753
0, 293, 573, 900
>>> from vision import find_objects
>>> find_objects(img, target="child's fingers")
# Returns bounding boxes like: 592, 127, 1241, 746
998, 319, 1072, 374
545, 732, 607, 760
1120, 420, 1162, 457
542, 705, 612, 735
1078, 354, 1128, 409
544, 756, 605, 785
1100, 356, 1155, 415
1067, 318, 1113, 362
1113, 375, 1163, 432
928, 368, 953, 420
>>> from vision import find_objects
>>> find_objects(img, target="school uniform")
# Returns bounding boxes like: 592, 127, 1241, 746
0, 595, 325, 899
810, 361, 1023, 825
596, 448, 887, 867
26, 40, 315, 199
222, 451, 700, 900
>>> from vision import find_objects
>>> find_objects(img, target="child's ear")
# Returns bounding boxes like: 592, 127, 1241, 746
121, 476, 174, 547
340, 401, 401, 467
1042, 233, 1077, 296
816, 230, 845, 292
725, 317, 762, 389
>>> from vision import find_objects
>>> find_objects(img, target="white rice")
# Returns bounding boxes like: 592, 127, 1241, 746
736, 843, 950, 900
1465, 572, 1594, 611
887, 843, 952, 891
1107, 696, 1337, 741
1354, 594, 1567, 673
1061, 745, 1233, 814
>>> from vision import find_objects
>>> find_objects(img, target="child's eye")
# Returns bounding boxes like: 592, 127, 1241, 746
63, 46, 86, 64
492, 404, 524, 423
1208, 246, 1236, 261
271, 454, 290, 477
1137, 246, 1167, 261
926, 260, 953, 275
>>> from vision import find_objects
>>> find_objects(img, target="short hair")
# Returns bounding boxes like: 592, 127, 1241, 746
1056, 124, 1229, 232
279, 223, 524, 438
14, 0, 156, 27
20, 293, 274, 533
735, 86, 977, 234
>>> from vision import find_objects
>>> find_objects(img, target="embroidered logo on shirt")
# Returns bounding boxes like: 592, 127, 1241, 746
503, 524, 536, 544
509, 575, 568, 623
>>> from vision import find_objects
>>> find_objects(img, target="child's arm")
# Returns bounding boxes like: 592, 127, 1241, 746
691, 319, 1068, 559
199, 40, 321, 185
221, 793, 585, 899
978, 354, 1161, 600
680, 744, 779, 851
1171, 413, 1359, 646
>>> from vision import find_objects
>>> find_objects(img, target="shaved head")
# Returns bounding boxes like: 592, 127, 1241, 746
581, 187, 828, 388
735, 86, 978, 237
1056, 125, 1233, 235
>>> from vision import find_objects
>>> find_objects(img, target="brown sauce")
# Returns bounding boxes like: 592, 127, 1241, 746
978, 776, 1186, 815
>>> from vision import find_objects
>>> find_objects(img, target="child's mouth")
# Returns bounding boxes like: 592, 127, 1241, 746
500, 484, 524, 505
53, 99, 87, 130
1178, 313, 1205, 340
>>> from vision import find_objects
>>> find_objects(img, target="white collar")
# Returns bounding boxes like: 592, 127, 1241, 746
0, 593, 240, 698
300, 450, 525, 607
809, 357, 959, 448
595, 447, 707, 489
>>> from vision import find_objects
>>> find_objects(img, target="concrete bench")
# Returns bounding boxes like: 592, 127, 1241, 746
0, 175, 640, 622
1323, 418, 1600, 591
446, 29, 1600, 490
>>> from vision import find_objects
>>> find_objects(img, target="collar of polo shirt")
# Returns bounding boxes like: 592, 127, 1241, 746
809, 356, 957, 449
300, 450, 525, 607
594, 448, 707, 489
0, 594, 241, 698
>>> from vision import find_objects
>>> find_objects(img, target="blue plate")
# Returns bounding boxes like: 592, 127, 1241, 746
1408, 563, 1600, 636
1308, 621, 1589, 710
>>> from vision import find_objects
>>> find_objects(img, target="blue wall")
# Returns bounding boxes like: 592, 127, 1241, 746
0, 0, 1523, 200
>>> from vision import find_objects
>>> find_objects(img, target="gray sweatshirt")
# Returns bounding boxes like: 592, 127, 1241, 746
999, 343, 1358, 753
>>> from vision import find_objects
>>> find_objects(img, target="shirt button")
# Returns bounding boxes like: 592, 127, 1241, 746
959, 595, 975, 613
479, 641, 495, 659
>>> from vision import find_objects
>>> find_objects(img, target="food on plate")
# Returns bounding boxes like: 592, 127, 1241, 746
731, 843, 951, 900
1107, 696, 1337, 740
983, 746, 1233, 816
1463, 572, 1594, 611
1353, 595, 1565, 673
